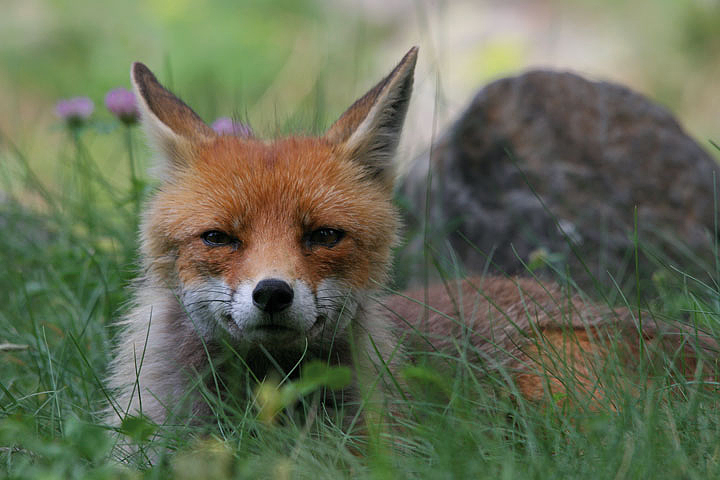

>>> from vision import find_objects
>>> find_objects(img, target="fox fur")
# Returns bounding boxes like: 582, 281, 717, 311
106, 47, 716, 444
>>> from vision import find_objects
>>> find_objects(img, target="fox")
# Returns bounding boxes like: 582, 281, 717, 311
107, 47, 716, 450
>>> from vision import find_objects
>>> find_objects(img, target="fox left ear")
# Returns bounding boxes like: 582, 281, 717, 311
325, 47, 418, 187
130, 62, 216, 179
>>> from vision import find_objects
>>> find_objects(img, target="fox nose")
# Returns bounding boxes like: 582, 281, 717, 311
252, 278, 294, 314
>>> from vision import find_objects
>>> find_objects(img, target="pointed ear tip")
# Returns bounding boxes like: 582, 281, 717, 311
404, 46, 419, 64
395, 47, 418, 79
130, 62, 154, 84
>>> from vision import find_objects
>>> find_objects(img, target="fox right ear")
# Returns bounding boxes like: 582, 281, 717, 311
325, 47, 417, 189
131, 62, 216, 178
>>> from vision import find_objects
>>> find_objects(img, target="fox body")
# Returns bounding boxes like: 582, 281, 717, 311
107, 48, 713, 436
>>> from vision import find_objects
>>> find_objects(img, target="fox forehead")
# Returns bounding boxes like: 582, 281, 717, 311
148, 135, 396, 242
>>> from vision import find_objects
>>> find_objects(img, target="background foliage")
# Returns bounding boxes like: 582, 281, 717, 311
1, 0, 719, 478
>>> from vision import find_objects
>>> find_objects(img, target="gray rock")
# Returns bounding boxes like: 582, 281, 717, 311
400, 70, 719, 291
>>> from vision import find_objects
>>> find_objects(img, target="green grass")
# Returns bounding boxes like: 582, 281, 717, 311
3, 2, 720, 467
1, 101, 719, 479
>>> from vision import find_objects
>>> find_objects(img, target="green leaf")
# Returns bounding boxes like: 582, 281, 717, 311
300, 361, 352, 390
118, 415, 157, 443
65, 417, 112, 462
401, 366, 450, 395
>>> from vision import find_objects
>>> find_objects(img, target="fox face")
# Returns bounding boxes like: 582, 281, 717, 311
144, 136, 398, 347
131, 49, 417, 352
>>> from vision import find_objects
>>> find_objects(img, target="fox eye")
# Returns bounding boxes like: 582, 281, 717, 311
306, 228, 345, 248
201, 230, 235, 247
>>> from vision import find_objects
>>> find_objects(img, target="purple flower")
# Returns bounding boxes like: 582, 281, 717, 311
55, 97, 94, 127
105, 88, 139, 125
211, 117, 252, 137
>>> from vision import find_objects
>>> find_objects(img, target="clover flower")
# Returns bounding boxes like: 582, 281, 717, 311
211, 117, 252, 137
105, 88, 139, 125
55, 97, 94, 127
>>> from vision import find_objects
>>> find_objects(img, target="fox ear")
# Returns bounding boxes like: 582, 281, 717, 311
325, 47, 418, 187
131, 62, 216, 178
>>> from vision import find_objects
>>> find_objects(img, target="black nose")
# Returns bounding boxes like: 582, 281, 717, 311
252, 278, 294, 314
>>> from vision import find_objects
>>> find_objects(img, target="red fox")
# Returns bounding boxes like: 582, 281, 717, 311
107, 47, 715, 439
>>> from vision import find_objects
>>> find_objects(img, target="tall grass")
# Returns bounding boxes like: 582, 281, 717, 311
1, 94, 720, 479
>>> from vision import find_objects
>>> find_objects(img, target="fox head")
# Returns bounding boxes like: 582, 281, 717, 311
131, 48, 417, 351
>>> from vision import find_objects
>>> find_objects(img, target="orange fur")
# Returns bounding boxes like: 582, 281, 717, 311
144, 136, 397, 292
107, 50, 417, 448
384, 277, 716, 407
107, 47, 715, 463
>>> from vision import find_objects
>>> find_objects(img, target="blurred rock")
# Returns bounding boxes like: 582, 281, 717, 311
401, 70, 720, 291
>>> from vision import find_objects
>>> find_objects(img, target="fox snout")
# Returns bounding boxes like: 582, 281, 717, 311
252, 278, 294, 314
211, 276, 321, 346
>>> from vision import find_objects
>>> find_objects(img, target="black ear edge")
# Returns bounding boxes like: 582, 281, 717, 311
131, 62, 163, 109
340, 47, 418, 184
325, 47, 418, 146
131, 62, 156, 92
129, 61, 215, 140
